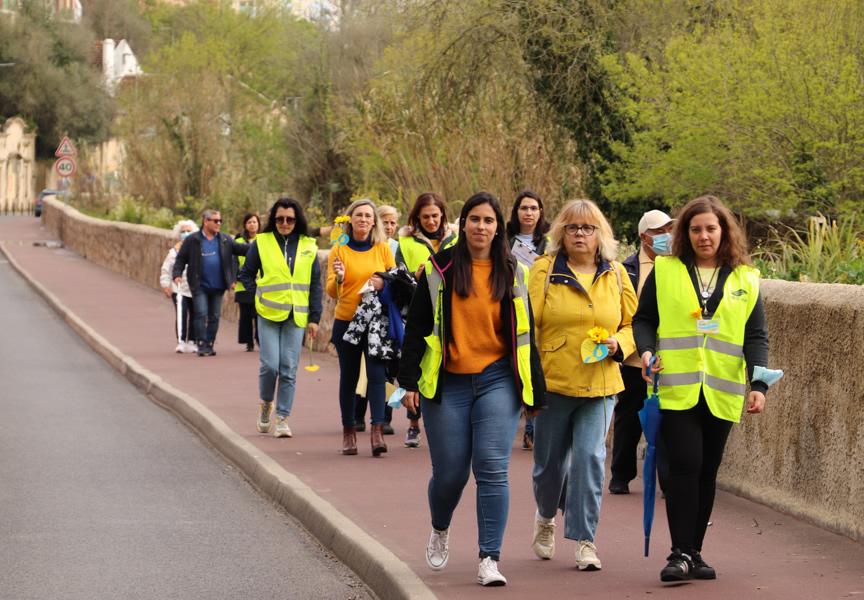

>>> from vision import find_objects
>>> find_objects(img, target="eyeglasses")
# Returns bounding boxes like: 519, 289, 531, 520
207, 218, 222, 224
274, 216, 296, 225
564, 223, 598, 236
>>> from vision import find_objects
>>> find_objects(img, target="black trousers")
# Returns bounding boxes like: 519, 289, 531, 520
171, 293, 193, 342
661, 393, 733, 553
237, 301, 258, 345
611, 365, 670, 490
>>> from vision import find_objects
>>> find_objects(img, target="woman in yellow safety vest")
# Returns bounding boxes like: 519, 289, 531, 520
237, 199, 322, 439
398, 192, 545, 587
527, 199, 637, 572
634, 195, 769, 583
234, 213, 260, 351
327, 198, 396, 457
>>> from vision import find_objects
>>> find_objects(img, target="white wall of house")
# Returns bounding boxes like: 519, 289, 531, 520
0, 117, 36, 213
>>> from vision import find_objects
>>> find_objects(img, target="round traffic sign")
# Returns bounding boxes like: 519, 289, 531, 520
54, 156, 77, 178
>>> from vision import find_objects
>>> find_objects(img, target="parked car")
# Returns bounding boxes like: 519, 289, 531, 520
34, 189, 60, 217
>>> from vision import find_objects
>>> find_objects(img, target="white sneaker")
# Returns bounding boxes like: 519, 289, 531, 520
575, 540, 602, 571
477, 556, 507, 586
531, 511, 556, 559
273, 415, 292, 438
425, 528, 449, 570
257, 402, 272, 433
174, 343, 185, 353
183, 342, 198, 354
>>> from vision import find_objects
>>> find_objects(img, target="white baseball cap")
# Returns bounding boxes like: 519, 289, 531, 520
638, 210, 674, 235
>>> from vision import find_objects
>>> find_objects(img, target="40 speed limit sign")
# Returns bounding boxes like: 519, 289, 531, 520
54, 156, 77, 178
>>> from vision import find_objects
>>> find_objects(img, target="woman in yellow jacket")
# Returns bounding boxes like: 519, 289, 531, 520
528, 199, 637, 571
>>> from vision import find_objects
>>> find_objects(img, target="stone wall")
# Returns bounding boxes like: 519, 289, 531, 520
42, 197, 864, 541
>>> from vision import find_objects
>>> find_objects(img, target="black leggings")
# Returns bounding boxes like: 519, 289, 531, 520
237, 301, 258, 345
661, 393, 733, 554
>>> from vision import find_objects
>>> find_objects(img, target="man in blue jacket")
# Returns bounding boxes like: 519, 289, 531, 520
173, 209, 248, 357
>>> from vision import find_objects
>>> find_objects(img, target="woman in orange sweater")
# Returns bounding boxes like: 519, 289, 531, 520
327, 198, 396, 456
398, 192, 545, 587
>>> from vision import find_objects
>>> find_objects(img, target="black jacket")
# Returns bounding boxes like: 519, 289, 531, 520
632, 260, 769, 394
237, 232, 323, 324
622, 250, 640, 292
397, 247, 547, 409
172, 231, 248, 293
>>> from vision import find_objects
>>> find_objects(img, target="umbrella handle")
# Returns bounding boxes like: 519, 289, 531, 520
645, 355, 660, 394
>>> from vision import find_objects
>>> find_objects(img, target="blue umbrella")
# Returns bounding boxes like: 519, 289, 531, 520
638, 356, 662, 557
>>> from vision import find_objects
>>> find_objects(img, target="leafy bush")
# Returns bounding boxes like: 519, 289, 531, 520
754, 216, 864, 284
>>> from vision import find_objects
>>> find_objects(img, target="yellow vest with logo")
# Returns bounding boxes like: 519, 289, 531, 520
235, 235, 248, 292
418, 260, 535, 406
398, 234, 458, 273
254, 232, 318, 326
654, 256, 759, 422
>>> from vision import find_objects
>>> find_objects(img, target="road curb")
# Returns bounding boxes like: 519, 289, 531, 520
1, 242, 436, 600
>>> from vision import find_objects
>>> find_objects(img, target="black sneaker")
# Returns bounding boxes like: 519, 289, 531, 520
660, 550, 694, 582
691, 551, 716, 580
382, 422, 395, 435
354, 421, 366, 433
608, 480, 630, 495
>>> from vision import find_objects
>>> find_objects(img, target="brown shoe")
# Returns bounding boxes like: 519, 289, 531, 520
371, 423, 388, 457
342, 426, 358, 455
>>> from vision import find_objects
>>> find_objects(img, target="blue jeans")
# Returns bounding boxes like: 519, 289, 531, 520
331, 319, 387, 427
532, 393, 616, 541
258, 316, 306, 417
423, 359, 521, 561
192, 289, 224, 345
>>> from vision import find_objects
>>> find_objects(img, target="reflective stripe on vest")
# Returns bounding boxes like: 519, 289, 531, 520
254, 233, 317, 326
417, 260, 534, 406
398, 234, 457, 273
235, 235, 247, 292
654, 256, 759, 422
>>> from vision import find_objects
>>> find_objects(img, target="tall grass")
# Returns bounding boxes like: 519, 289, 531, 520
754, 215, 864, 284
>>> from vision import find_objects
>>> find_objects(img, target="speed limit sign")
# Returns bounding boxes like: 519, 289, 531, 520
54, 156, 77, 178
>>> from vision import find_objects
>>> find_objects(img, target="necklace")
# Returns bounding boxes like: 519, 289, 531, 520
695, 265, 718, 300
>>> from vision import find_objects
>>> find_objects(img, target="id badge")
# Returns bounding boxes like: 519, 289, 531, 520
696, 319, 720, 334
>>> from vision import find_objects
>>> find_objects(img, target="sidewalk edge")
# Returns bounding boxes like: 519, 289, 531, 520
0, 242, 437, 600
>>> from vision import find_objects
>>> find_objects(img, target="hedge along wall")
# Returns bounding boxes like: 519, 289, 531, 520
43, 198, 864, 541
41, 198, 337, 351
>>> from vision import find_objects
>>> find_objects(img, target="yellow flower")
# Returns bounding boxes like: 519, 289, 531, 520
587, 326, 609, 343
334, 215, 350, 224
690, 308, 703, 319
304, 364, 320, 372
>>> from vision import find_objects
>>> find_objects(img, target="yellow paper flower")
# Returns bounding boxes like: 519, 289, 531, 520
690, 308, 703, 319
304, 364, 320, 372
334, 215, 350, 224
587, 326, 609, 344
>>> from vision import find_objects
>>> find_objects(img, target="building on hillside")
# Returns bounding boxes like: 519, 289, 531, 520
148, 0, 337, 23
0, 117, 36, 214
101, 38, 144, 94
0, 0, 82, 22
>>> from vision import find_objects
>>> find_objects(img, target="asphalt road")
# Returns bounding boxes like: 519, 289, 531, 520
0, 258, 373, 600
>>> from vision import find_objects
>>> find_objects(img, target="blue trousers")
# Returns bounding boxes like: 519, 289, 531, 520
257, 316, 306, 417
423, 359, 521, 561
532, 393, 615, 541
192, 289, 224, 345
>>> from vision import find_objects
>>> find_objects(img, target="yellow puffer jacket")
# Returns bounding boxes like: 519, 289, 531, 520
528, 253, 637, 398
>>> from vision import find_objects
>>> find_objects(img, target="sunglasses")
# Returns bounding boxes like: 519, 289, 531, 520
275, 216, 297, 225
207, 218, 222, 224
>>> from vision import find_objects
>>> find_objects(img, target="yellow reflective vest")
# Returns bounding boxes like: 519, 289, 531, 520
654, 256, 760, 422
234, 235, 248, 292
398, 234, 457, 273
254, 232, 318, 326
417, 260, 535, 406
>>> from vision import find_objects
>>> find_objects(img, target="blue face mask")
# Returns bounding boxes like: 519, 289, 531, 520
651, 233, 672, 255
180, 231, 192, 240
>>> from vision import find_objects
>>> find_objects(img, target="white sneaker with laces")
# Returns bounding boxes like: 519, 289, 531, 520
174, 342, 185, 353
575, 540, 602, 571
531, 511, 556, 559
273, 415, 292, 438
257, 402, 272, 433
183, 342, 198, 354
477, 556, 507, 586
425, 528, 449, 570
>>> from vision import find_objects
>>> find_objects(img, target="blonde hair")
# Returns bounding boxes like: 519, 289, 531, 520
344, 198, 386, 244
376, 204, 399, 220
547, 199, 618, 262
